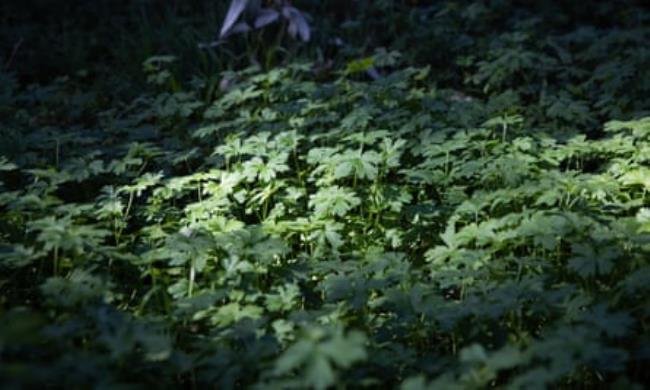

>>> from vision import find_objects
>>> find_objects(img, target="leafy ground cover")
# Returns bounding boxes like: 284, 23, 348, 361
1, 1, 650, 388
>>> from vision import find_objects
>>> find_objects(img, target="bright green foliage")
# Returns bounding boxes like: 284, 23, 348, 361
1, 1, 650, 389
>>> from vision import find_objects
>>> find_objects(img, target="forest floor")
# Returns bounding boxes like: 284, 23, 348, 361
1, 1, 649, 388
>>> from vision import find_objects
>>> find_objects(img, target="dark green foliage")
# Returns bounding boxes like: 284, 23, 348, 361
1, 1, 650, 388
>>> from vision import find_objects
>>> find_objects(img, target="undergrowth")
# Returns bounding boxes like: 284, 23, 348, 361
1, 1, 649, 388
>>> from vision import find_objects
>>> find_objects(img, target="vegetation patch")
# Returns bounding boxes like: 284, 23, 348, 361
1, 1, 649, 388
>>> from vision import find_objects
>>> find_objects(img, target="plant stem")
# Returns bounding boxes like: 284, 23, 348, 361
55, 139, 60, 168
53, 245, 59, 276
116, 192, 135, 243
188, 263, 195, 297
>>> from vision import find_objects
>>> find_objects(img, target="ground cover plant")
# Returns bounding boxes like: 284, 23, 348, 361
1, 0, 649, 388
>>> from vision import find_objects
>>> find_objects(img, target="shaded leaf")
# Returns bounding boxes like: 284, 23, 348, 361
220, 0, 249, 38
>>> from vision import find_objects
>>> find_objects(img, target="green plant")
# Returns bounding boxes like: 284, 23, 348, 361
1, 2, 650, 388
205, 0, 312, 68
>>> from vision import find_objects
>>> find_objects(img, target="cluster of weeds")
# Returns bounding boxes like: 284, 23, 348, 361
1, 1, 650, 388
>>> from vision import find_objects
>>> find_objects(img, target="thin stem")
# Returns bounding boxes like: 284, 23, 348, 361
116, 192, 135, 243
188, 262, 195, 297
55, 139, 60, 168
53, 245, 59, 276
4, 37, 23, 70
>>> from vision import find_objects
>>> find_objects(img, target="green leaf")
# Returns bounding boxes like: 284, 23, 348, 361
309, 186, 361, 218
345, 57, 375, 75
568, 242, 619, 278
305, 355, 336, 390
605, 117, 650, 138
274, 339, 314, 375
0, 156, 17, 171
320, 330, 367, 368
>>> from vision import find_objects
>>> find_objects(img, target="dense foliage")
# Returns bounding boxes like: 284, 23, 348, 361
1, 1, 649, 388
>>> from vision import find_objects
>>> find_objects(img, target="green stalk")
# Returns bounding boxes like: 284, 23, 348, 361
293, 148, 303, 186
55, 139, 60, 168
116, 191, 135, 244
188, 262, 195, 297
53, 245, 59, 276
262, 199, 269, 220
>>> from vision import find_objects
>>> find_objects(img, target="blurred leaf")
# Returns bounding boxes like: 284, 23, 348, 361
220, 0, 249, 38
254, 8, 280, 29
